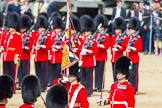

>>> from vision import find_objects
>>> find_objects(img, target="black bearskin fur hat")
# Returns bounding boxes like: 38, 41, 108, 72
115, 56, 132, 79
21, 75, 41, 104
7, 12, 21, 32
46, 84, 68, 108
36, 15, 48, 28
128, 17, 140, 31
52, 16, 64, 29
21, 15, 32, 30
80, 15, 95, 33
94, 14, 108, 28
69, 62, 80, 82
70, 14, 81, 32
113, 17, 126, 31
0, 75, 14, 99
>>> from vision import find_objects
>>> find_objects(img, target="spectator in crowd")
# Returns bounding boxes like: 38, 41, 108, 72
153, 19, 162, 55
32, 0, 48, 22
0, 0, 6, 12
127, 3, 138, 19
136, 0, 148, 52
111, 0, 127, 21
144, 2, 160, 54
47, 0, 58, 17
154, 0, 162, 16
3, 0, 21, 15
20, 0, 31, 15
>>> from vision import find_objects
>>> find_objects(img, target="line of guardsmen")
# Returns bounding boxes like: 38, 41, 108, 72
0, 10, 142, 108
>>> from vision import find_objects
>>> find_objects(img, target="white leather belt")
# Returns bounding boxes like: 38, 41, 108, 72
110, 101, 128, 108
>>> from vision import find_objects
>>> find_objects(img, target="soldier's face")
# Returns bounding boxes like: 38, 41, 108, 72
85, 31, 92, 38
98, 27, 104, 33
129, 29, 136, 35
69, 75, 77, 83
115, 29, 122, 35
55, 28, 62, 35
9, 28, 16, 33
117, 73, 126, 81
71, 29, 77, 36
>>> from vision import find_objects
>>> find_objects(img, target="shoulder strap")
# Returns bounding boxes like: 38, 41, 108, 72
69, 85, 83, 108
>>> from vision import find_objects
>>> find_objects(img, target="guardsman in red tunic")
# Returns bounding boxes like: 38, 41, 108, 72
68, 63, 89, 108
17, 14, 34, 90
79, 15, 98, 96
19, 75, 41, 108
33, 13, 51, 92
93, 14, 110, 92
46, 84, 68, 108
0, 75, 14, 108
49, 15, 65, 85
125, 17, 142, 93
111, 17, 127, 82
70, 14, 83, 58
2, 12, 22, 92
97, 56, 135, 108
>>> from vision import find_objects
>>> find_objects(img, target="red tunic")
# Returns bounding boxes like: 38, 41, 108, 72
49, 31, 64, 64
0, 29, 7, 46
107, 81, 135, 108
80, 37, 98, 67
20, 32, 33, 60
110, 35, 127, 63
19, 103, 34, 108
0, 104, 7, 108
95, 33, 110, 61
69, 84, 89, 108
2, 32, 22, 61
125, 35, 142, 64
32, 31, 51, 61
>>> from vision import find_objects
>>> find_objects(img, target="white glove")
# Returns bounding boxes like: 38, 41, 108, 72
97, 99, 106, 106
55, 45, 62, 50
112, 48, 118, 51
72, 48, 78, 53
80, 49, 92, 55
24, 46, 29, 50
60, 77, 69, 83
40, 45, 46, 49
97, 44, 105, 48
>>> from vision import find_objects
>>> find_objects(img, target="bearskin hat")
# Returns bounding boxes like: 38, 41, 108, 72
38, 12, 48, 21
0, 12, 4, 28
80, 15, 95, 33
23, 11, 34, 25
128, 17, 140, 31
7, 12, 21, 32
46, 84, 68, 108
115, 56, 132, 79
69, 62, 80, 82
0, 75, 14, 99
113, 17, 126, 31
50, 11, 62, 20
94, 14, 108, 28
36, 15, 48, 28
21, 75, 41, 104
52, 16, 64, 29
70, 14, 81, 32
21, 15, 32, 30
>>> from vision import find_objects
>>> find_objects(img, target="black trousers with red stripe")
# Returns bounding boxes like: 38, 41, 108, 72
18, 60, 30, 86
35, 61, 48, 90
128, 63, 139, 92
95, 61, 105, 90
81, 67, 93, 96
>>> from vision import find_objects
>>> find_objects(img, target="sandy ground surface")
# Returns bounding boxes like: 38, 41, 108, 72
1, 53, 162, 108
